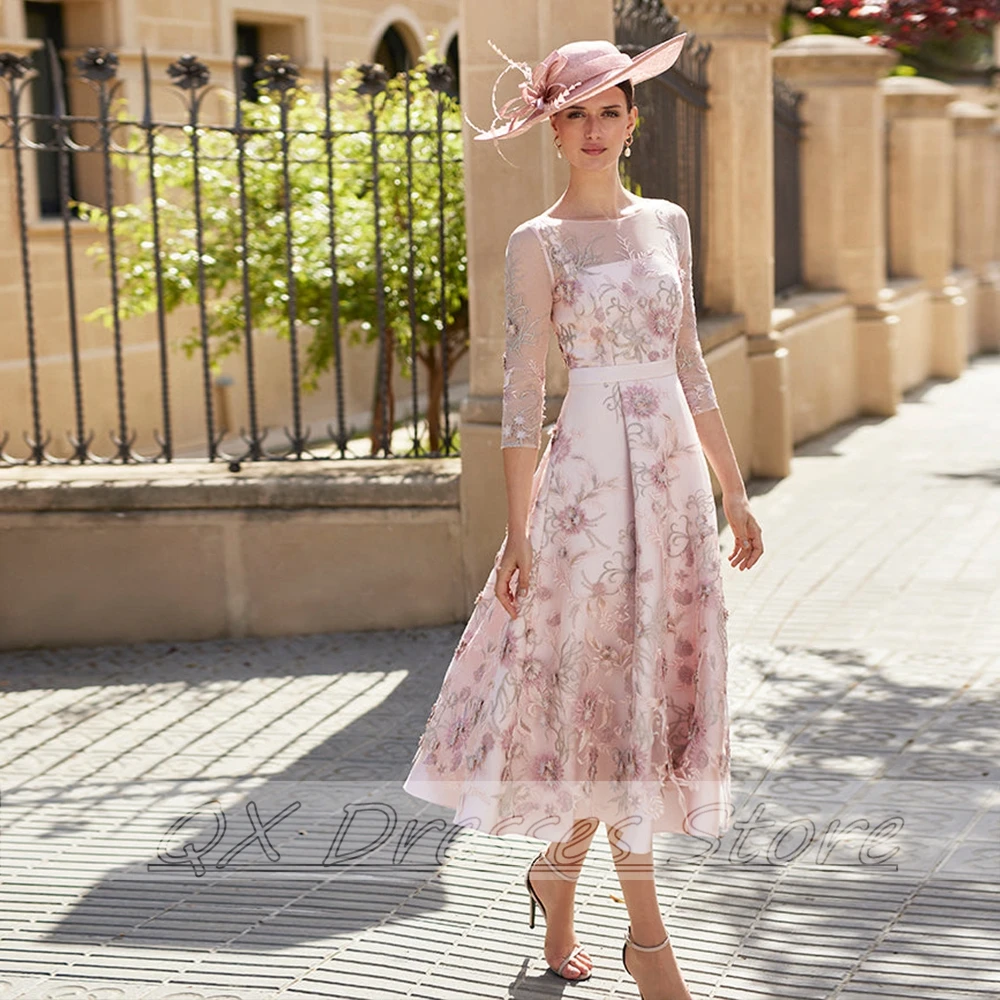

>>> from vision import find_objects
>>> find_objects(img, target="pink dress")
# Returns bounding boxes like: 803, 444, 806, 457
403, 197, 732, 854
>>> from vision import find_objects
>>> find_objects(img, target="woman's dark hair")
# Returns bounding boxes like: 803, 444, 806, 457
616, 79, 634, 111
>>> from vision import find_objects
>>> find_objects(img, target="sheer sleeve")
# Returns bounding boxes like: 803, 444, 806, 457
674, 206, 719, 416
501, 224, 554, 449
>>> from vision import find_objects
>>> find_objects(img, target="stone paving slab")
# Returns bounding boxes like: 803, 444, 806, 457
1, 356, 1000, 999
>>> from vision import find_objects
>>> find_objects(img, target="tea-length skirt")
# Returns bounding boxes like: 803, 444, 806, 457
404, 358, 732, 854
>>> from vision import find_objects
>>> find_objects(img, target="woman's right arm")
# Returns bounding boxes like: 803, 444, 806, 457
494, 225, 553, 618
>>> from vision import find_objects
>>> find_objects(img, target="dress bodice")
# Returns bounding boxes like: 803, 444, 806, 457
501, 197, 719, 448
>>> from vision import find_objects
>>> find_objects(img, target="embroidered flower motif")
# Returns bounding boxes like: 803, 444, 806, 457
554, 276, 584, 305
467, 732, 495, 772
621, 383, 659, 419
521, 656, 545, 686
644, 303, 673, 340
533, 752, 564, 784
553, 503, 587, 534
573, 689, 603, 729
650, 458, 675, 491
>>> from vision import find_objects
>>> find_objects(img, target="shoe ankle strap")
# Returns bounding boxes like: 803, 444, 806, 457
625, 926, 670, 951
537, 850, 581, 882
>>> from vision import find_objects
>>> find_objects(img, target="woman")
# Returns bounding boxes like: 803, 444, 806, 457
404, 34, 763, 999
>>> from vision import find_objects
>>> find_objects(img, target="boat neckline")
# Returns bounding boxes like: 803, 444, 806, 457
538, 201, 645, 223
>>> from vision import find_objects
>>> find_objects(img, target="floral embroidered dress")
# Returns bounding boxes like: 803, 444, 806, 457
403, 197, 732, 853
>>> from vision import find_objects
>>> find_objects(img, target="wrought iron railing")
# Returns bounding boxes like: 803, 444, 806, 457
0, 45, 465, 467
773, 74, 805, 296
614, 0, 710, 312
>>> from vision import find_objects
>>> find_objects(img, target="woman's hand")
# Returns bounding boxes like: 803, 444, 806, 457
495, 530, 533, 618
723, 490, 763, 571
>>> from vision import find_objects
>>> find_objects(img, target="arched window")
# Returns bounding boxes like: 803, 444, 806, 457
25, 1, 75, 216
375, 25, 414, 77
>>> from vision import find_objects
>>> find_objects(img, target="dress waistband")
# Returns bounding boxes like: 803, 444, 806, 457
567, 358, 678, 385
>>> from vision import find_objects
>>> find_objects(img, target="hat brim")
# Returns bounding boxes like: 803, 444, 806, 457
473, 33, 687, 142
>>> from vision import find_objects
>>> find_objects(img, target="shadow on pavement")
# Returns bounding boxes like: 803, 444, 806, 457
2, 630, 996, 1000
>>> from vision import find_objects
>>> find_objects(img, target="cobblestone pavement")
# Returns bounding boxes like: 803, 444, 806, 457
1, 356, 998, 1000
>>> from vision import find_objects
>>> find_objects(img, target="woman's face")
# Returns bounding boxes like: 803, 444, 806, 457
550, 87, 637, 170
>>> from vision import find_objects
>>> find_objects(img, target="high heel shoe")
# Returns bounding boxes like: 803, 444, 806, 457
621, 924, 672, 1000
524, 850, 593, 982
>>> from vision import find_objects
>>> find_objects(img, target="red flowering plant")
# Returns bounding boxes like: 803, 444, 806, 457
805, 2, 1000, 48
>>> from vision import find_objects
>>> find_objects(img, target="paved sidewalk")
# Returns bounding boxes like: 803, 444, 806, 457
1, 356, 998, 1000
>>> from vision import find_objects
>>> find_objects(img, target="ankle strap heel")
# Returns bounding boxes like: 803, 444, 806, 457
621, 925, 672, 999
536, 849, 581, 882
624, 925, 670, 951
523, 851, 593, 982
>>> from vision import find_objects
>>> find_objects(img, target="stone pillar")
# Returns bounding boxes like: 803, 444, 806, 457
950, 101, 1000, 353
671, 1, 791, 479
773, 35, 897, 416
882, 76, 969, 378
457, 1, 614, 607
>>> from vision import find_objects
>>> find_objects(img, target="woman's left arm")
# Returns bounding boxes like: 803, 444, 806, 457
692, 408, 763, 571
672, 204, 763, 572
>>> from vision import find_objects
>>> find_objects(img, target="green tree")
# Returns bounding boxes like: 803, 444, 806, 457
80, 50, 467, 456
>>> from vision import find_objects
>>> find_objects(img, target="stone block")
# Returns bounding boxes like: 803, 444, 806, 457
749, 340, 791, 479
780, 300, 857, 443
855, 306, 899, 417
0, 511, 229, 649
929, 288, 971, 379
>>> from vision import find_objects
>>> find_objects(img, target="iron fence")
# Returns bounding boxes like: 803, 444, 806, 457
614, 0, 710, 312
0, 45, 465, 467
773, 73, 805, 296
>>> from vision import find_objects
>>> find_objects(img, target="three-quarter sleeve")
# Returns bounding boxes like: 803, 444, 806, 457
674, 206, 719, 416
501, 225, 553, 449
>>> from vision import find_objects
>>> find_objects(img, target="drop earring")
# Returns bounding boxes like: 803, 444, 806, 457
554, 136, 562, 159
624, 133, 633, 158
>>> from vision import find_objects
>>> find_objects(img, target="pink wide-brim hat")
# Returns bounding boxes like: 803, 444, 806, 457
470, 34, 687, 143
